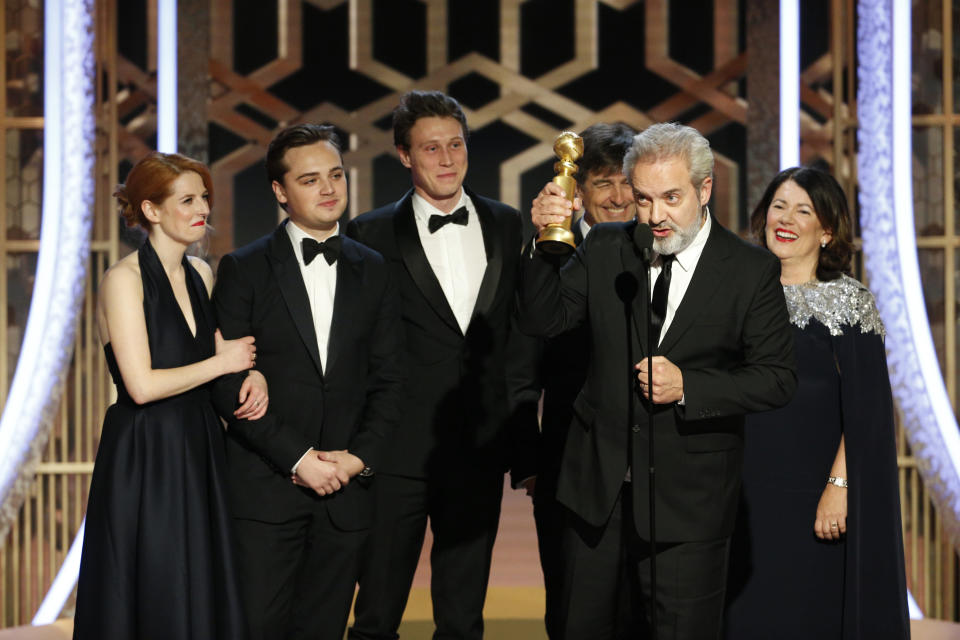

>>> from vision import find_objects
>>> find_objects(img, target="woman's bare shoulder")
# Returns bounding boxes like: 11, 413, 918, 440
99, 252, 143, 299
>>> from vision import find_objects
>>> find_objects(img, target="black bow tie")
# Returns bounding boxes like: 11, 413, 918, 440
428, 206, 469, 233
301, 236, 342, 266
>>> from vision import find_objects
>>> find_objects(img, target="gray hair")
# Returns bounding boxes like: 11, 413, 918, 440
622, 122, 714, 190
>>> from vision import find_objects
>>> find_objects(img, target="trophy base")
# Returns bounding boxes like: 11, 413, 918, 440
537, 226, 576, 256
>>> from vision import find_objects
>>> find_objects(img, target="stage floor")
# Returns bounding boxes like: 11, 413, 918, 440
2, 480, 951, 639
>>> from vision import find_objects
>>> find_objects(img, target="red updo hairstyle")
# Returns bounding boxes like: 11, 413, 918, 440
114, 152, 214, 229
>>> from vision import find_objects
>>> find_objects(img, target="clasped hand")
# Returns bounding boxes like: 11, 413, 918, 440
635, 356, 684, 404
291, 450, 365, 497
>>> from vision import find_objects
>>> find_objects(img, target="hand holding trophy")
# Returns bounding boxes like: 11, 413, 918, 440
536, 131, 583, 256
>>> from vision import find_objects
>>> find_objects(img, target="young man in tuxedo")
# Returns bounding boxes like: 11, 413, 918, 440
521, 122, 796, 639
210, 124, 403, 640
346, 90, 531, 640
517, 122, 638, 638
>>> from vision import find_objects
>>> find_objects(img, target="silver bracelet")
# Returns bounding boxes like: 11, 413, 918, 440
827, 476, 849, 488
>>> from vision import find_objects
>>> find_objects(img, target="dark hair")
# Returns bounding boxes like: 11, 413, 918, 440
114, 152, 213, 230
750, 166, 854, 281
392, 91, 469, 149
575, 122, 637, 185
266, 123, 342, 185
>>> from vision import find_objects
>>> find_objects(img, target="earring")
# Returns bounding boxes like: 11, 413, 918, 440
820, 240, 828, 249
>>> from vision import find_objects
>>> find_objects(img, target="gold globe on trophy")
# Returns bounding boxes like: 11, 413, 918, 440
536, 131, 583, 255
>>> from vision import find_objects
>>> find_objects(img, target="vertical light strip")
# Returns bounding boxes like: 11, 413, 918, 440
889, 0, 960, 470
0, 0, 94, 622
859, 0, 960, 619
907, 590, 924, 620
157, 0, 177, 152
32, 521, 84, 624
779, 0, 800, 168
34, 0, 177, 622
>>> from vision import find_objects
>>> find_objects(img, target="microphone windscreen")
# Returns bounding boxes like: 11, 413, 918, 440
633, 223, 654, 251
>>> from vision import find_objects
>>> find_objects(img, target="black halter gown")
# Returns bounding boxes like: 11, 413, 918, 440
73, 240, 246, 639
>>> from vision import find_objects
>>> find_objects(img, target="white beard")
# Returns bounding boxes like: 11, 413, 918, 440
652, 208, 705, 255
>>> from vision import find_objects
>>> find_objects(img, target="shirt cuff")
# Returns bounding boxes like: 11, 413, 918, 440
291, 447, 314, 474
678, 394, 685, 406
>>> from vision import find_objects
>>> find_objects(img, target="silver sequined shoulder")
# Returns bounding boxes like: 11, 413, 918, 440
782, 274, 885, 337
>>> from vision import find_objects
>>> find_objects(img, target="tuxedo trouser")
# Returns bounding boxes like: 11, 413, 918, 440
348, 471, 504, 640
232, 504, 365, 640
532, 477, 565, 640
560, 485, 731, 640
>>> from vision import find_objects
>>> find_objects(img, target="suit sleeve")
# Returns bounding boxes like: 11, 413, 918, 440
346, 263, 404, 471
504, 236, 546, 482
345, 217, 364, 244
210, 253, 313, 471
517, 238, 589, 338
677, 254, 797, 419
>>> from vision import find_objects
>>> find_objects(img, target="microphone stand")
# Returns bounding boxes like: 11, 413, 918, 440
642, 248, 658, 640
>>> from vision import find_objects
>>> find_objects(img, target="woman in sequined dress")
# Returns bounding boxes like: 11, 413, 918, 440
723, 167, 909, 639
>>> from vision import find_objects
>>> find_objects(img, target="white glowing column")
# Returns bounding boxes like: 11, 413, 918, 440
0, 0, 93, 622
157, 0, 177, 152
34, 0, 180, 624
858, 0, 960, 619
779, 0, 800, 169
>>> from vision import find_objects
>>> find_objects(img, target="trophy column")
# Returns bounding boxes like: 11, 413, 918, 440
536, 131, 583, 256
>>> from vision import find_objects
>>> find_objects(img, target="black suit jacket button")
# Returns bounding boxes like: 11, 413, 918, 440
632, 424, 641, 433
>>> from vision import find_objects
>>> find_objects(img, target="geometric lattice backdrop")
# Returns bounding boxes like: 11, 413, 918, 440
107, 0, 849, 261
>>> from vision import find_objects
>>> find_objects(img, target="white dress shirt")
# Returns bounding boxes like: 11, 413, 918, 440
626, 214, 711, 480
285, 220, 338, 368
412, 190, 487, 333
648, 214, 712, 346
286, 220, 339, 474
578, 214, 592, 240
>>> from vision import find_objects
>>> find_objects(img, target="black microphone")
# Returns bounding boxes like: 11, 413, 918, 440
633, 222, 654, 264
632, 218, 659, 638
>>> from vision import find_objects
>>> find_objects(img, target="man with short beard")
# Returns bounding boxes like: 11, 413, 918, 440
520, 122, 796, 639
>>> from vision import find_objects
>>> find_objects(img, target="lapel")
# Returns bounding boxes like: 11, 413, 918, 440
325, 236, 363, 377
657, 217, 729, 355
467, 186, 502, 323
267, 220, 324, 378
393, 189, 461, 336
618, 220, 649, 359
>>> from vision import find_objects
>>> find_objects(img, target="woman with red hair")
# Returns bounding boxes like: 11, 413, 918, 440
73, 152, 265, 639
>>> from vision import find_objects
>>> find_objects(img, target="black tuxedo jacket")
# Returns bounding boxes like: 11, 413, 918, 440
519, 217, 797, 542
210, 221, 403, 529
346, 187, 532, 480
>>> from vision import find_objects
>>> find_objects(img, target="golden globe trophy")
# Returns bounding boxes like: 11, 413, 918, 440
536, 131, 583, 255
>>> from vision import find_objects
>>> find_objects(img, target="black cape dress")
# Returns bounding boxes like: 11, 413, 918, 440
724, 275, 909, 639
73, 240, 246, 639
